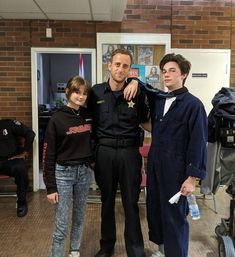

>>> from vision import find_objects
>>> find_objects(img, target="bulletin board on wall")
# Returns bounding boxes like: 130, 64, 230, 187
101, 44, 165, 90
97, 33, 171, 84
97, 33, 171, 143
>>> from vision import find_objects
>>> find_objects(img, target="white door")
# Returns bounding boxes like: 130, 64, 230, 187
171, 49, 230, 114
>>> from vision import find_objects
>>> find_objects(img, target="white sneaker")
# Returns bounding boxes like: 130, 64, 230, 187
151, 251, 165, 257
68, 251, 80, 257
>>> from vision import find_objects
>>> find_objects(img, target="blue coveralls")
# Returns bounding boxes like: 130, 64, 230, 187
137, 81, 207, 257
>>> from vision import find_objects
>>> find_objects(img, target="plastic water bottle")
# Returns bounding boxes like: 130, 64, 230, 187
187, 194, 200, 220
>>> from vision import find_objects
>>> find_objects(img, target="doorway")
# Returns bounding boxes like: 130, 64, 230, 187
31, 48, 96, 191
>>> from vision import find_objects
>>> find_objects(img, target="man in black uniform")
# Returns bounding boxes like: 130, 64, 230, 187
0, 119, 35, 217
89, 49, 149, 257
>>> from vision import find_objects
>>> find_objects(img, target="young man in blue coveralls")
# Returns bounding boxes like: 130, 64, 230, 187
125, 53, 207, 257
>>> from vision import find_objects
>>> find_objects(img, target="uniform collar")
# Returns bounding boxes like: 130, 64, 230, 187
104, 81, 111, 93
104, 79, 127, 94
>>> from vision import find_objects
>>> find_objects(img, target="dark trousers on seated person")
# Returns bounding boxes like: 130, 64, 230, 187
0, 159, 28, 203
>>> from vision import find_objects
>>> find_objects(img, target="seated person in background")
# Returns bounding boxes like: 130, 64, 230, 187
0, 119, 35, 217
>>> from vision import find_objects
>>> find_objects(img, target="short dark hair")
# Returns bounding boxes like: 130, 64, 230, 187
65, 75, 90, 100
110, 48, 133, 65
160, 53, 191, 85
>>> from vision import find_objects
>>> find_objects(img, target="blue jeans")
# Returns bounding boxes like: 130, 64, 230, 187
51, 163, 92, 257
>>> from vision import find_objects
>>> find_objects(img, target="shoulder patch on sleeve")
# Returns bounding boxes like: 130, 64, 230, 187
13, 120, 21, 126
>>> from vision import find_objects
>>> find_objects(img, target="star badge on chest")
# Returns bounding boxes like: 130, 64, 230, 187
127, 100, 135, 108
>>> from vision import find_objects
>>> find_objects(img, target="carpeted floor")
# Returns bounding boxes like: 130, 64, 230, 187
0, 187, 231, 257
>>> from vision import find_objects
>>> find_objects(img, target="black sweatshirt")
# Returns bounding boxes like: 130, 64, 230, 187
43, 105, 93, 194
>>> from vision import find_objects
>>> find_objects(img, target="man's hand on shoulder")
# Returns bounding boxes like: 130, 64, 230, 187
124, 79, 139, 100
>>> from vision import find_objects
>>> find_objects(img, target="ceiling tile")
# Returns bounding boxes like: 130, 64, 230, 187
37, 0, 90, 13
0, 0, 127, 21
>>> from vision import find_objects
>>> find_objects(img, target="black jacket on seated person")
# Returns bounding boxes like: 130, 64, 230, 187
0, 119, 35, 161
0, 119, 35, 217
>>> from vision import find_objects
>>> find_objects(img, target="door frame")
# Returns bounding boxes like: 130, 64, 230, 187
31, 47, 96, 191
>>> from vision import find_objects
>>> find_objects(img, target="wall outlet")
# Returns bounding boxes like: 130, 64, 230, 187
46, 28, 52, 38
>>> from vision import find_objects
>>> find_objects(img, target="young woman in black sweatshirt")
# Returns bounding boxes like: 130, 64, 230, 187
43, 76, 92, 257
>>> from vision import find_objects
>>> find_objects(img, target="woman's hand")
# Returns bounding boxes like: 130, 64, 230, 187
124, 79, 138, 100
47, 192, 58, 204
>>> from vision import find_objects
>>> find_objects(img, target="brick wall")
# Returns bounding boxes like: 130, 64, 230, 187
122, 0, 235, 85
0, 19, 121, 190
0, 20, 121, 121
0, 0, 234, 190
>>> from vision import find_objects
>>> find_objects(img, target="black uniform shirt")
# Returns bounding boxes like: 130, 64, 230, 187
0, 119, 35, 161
89, 81, 149, 141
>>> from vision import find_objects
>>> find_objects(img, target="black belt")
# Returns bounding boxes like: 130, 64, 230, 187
98, 138, 139, 148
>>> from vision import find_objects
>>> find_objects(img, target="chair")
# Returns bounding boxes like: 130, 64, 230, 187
139, 144, 150, 201
0, 175, 17, 198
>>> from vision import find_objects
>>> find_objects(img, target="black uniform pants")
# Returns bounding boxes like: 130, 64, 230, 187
0, 159, 28, 203
95, 145, 145, 257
